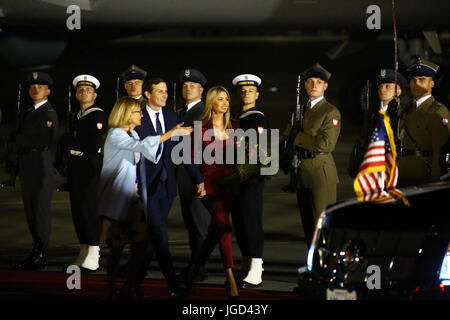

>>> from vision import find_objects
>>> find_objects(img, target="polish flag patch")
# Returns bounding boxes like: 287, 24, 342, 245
257, 126, 264, 134
442, 117, 449, 126
46, 120, 52, 128
97, 122, 103, 130
332, 118, 339, 127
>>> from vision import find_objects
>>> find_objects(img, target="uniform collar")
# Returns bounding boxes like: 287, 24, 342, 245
34, 99, 48, 110
309, 96, 324, 109
186, 99, 201, 111
415, 94, 432, 108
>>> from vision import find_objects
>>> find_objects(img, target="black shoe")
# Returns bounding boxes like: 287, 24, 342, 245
177, 266, 208, 284
14, 247, 47, 270
134, 286, 148, 300
118, 287, 139, 300
239, 280, 262, 289
281, 184, 296, 193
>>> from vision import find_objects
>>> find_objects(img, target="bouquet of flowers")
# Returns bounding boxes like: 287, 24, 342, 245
221, 136, 270, 190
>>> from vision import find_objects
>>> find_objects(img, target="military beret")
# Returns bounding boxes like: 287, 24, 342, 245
27, 71, 54, 86
121, 65, 147, 81
232, 74, 262, 87
72, 74, 100, 89
303, 63, 331, 82
407, 57, 439, 78
179, 68, 207, 87
376, 68, 407, 88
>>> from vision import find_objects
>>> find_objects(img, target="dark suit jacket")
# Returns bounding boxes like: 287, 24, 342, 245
135, 106, 203, 199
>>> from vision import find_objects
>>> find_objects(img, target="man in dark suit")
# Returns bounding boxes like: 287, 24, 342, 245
14, 71, 59, 270
176, 68, 210, 281
134, 77, 205, 298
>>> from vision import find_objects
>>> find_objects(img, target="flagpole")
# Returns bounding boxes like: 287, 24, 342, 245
392, 0, 399, 99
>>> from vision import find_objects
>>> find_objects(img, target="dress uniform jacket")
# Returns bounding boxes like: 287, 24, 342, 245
232, 106, 269, 258
16, 101, 59, 245
398, 96, 450, 186
289, 97, 340, 247
68, 104, 107, 245
293, 98, 341, 190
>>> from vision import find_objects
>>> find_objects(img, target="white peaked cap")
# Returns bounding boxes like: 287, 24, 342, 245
72, 74, 101, 89
232, 74, 262, 87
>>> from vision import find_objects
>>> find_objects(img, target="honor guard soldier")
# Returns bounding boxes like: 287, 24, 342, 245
121, 65, 147, 108
14, 72, 59, 270
231, 73, 269, 289
176, 68, 210, 282
398, 57, 450, 187
348, 68, 407, 177
283, 63, 341, 248
68, 74, 107, 271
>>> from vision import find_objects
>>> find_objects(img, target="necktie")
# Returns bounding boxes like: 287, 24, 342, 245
155, 112, 167, 181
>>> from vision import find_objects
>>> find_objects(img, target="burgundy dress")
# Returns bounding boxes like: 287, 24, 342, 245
195, 121, 238, 269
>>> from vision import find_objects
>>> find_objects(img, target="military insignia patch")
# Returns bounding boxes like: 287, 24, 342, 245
257, 126, 264, 134
33, 72, 38, 80
380, 69, 386, 77
96, 122, 103, 130
185, 69, 190, 78
443, 117, 449, 126
332, 118, 339, 127
46, 120, 52, 128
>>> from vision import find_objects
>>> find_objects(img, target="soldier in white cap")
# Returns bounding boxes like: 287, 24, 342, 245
231, 73, 270, 289
67, 74, 107, 271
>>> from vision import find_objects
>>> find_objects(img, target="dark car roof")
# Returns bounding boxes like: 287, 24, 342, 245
324, 182, 450, 231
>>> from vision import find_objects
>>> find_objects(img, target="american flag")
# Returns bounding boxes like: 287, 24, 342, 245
353, 111, 400, 203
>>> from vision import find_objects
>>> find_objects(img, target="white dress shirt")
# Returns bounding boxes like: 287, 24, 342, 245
186, 99, 201, 112
415, 94, 432, 108
309, 96, 324, 109
146, 105, 166, 133
34, 99, 48, 110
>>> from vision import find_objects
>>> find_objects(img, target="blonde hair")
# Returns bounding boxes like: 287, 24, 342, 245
108, 96, 141, 128
201, 86, 232, 129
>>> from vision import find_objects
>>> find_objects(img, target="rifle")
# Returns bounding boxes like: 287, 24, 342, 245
173, 82, 178, 113
281, 75, 304, 192
55, 85, 73, 191
1, 83, 21, 188
115, 76, 120, 101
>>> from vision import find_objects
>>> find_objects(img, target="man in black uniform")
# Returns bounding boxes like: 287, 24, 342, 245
68, 74, 107, 271
176, 68, 210, 281
348, 68, 407, 178
231, 73, 269, 288
121, 65, 148, 108
14, 71, 59, 270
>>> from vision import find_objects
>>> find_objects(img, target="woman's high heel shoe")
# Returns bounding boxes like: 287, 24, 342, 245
224, 280, 239, 300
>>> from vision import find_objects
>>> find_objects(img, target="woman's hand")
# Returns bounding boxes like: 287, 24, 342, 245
196, 182, 206, 198
171, 122, 193, 137
160, 122, 193, 143
239, 168, 249, 182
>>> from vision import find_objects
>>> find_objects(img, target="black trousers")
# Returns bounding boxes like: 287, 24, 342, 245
177, 166, 210, 264
68, 155, 101, 245
232, 176, 265, 258
136, 180, 178, 292
18, 150, 54, 246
